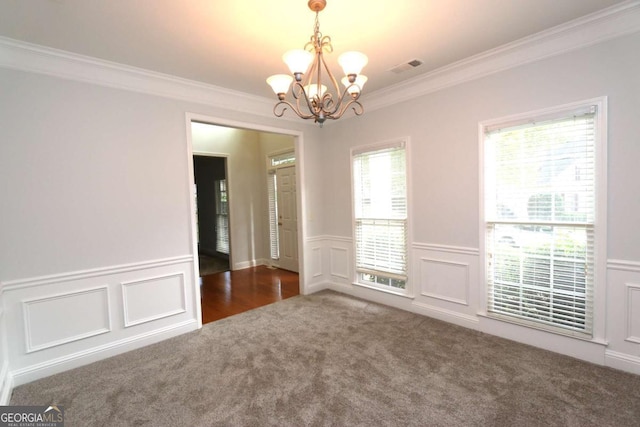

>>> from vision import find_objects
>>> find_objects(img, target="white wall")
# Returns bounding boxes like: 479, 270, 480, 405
0, 66, 320, 389
316, 31, 640, 373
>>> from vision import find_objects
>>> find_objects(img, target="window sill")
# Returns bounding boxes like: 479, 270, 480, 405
477, 311, 608, 346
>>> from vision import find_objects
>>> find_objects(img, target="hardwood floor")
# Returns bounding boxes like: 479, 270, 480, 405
200, 266, 300, 324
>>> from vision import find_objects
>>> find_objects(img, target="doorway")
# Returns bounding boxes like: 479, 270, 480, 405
187, 116, 304, 325
271, 165, 298, 272
193, 155, 230, 276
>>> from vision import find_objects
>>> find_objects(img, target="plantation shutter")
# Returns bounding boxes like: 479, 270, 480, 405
267, 171, 279, 260
353, 142, 407, 280
484, 106, 596, 336
215, 179, 230, 254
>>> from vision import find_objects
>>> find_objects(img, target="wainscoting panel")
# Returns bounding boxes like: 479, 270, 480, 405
330, 247, 349, 280
328, 237, 353, 286
605, 260, 640, 373
2, 255, 199, 386
23, 287, 110, 353
310, 246, 323, 279
412, 244, 479, 320
302, 237, 328, 294
418, 257, 469, 306
122, 273, 186, 327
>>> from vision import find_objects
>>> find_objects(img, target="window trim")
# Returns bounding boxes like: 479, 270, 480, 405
478, 97, 607, 342
350, 137, 413, 297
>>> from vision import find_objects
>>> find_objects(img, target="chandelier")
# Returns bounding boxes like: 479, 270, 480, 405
266, 0, 368, 126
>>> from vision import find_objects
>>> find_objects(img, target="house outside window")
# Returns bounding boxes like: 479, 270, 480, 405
352, 140, 408, 293
481, 99, 606, 338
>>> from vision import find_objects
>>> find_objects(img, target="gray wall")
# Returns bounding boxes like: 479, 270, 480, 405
321, 31, 640, 261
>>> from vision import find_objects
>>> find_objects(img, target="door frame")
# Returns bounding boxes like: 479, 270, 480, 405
274, 164, 298, 272
192, 153, 231, 265
184, 113, 307, 328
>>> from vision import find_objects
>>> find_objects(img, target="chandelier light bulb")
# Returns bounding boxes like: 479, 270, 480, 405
338, 51, 368, 79
266, 74, 294, 100
283, 49, 314, 80
341, 75, 368, 96
304, 83, 327, 99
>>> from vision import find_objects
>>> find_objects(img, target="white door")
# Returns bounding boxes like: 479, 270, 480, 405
276, 166, 298, 272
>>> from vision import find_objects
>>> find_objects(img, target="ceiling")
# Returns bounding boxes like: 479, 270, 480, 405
0, 0, 628, 100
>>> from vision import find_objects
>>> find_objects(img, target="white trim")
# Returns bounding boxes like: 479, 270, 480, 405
608, 259, 640, 272
625, 283, 640, 344
324, 235, 352, 244
365, 2, 640, 112
10, 319, 198, 387
22, 286, 111, 353
411, 301, 480, 329
305, 235, 329, 243
121, 273, 187, 328
2, 255, 193, 291
412, 243, 480, 256
233, 259, 270, 270
185, 113, 308, 294
605, 350, 640, 375
0, 361, 12, 406
0, 36, 280, 121
1, 5, 638, 115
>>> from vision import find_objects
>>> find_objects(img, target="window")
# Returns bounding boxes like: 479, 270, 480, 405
215, 179, 229, 254
482, 101, 605, 337
270, 151, 295, 167
352, 141, 408, 292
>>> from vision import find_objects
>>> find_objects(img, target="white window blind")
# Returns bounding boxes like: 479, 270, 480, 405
484, 107, 597, 335
215, 179, 229, 254
353, 142, 407, 290
267, 171, 279, 260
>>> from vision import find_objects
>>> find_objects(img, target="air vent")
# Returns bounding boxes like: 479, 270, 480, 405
389, 59, 423, 74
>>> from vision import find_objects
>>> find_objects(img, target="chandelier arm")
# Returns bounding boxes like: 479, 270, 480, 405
331, 91, 364, 120
273, 100, 316, 120
317, 51, 343, 117
290, 81, 320, 118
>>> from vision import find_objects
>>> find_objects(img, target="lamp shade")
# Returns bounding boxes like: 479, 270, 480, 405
338, 51, 368, 76
283, 49, 314, 75
342, 75, 368, 95
267, 74, 294, 95
304, 83, 327, 99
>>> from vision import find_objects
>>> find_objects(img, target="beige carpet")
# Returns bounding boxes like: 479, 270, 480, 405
10, 291, 640, 426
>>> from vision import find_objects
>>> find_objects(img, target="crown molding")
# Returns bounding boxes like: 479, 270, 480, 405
0, 36, 279, 120
1, 2, 639, 117
365, 1, 640, 112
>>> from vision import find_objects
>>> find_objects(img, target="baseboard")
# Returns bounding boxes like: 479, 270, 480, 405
303, 281, 331, 295
233, 258, 268, 270
411, 301, 480, 330
11, 319, 198, 387
0, 361, 13, 405
605, 350, 640, 375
